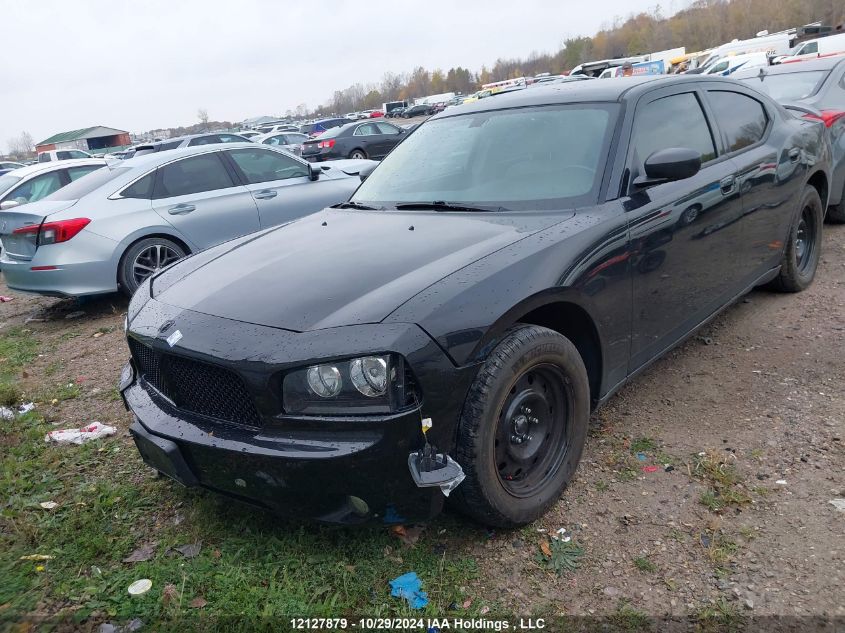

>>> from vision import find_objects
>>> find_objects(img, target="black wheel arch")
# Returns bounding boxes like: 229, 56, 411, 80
469, 290, 605, 408
806, 169, 829, 211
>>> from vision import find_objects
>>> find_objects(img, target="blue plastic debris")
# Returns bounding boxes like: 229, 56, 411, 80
636, 452, 647, 461
389, 571, 429, 609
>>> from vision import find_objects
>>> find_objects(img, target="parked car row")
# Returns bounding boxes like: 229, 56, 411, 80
101, 75, 836, 527
0, 145, 375, 296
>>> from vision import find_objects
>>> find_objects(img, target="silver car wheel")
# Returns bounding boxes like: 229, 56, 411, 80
132, 244, 183, 285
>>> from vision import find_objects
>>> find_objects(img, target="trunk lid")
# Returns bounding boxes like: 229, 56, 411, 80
0, 200, 77, 259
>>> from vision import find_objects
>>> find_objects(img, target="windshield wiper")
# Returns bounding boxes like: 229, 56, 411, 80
331, 201, 382, 210
395, 201, 504, 212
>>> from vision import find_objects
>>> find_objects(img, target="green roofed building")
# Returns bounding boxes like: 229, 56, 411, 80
36, 126, 131, 154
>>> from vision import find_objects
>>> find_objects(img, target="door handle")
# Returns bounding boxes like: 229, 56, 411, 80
719, 176, 735, 195
789, 148, 801, 163
253, 190, 278, 200
167, 203, 195, 215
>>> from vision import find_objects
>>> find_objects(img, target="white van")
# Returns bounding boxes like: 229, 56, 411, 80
704, 51, 770, 76
698, 32, 793, 72
778, 32, 845, 64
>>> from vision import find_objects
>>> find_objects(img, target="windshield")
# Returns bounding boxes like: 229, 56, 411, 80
46, 166, 128, 201
740, 70, 828, 101
0, 174, 22, 197
352, 103, 616, 211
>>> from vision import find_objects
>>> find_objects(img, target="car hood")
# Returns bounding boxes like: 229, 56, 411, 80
154, 208, 573, 331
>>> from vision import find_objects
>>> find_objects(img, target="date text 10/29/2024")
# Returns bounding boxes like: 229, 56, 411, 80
290, 618, 547, 631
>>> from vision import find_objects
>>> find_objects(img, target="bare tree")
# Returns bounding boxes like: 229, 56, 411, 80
197, 108, 209, 129
6, 131, 35, 159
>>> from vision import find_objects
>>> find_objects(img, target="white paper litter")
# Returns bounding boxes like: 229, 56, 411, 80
45, 422, 116, 445
127, 579, 152, 596
1, 402, 35, 420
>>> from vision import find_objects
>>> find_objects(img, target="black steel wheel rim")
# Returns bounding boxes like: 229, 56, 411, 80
494, 363, 572, 498
132, 244, 182, 285
795, 204, 816, 274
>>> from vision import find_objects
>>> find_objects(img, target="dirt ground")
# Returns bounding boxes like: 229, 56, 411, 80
1, 223, 843, 621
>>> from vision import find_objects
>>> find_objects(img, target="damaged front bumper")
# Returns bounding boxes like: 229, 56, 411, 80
121, 300, 478, 524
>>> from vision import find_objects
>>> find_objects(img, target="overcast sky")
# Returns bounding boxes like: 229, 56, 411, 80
2, 0, 688, 147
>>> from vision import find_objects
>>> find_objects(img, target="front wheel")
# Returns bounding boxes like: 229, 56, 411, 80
349, 149, 367, 160
452, 325, 590, 527
119, 237, 187, 297
767, 186, 823, 293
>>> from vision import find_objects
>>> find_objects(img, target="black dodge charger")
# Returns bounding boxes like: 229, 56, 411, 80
123, 76, 831, 527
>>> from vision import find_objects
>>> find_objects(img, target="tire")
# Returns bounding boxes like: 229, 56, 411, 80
349, 149, 367, 160
767, 186, 823, 293
827, 204, 845, 224
118, 237, 187, 297
451, 325, 590, 527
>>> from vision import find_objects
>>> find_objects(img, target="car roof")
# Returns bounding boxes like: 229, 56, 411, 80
733, 56, 845, 79
118, 142, 269, 170
431, 75, 735, 118
3, 158, 106, 178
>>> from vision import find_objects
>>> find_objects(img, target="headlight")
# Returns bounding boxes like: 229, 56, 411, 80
349, 356, 388, 396
282, 354, 416, 415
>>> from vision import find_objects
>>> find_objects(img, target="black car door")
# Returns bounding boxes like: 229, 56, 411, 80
350, 123, 380, 157
373, 122, 404, 158
622, 87, 747, 372
703, 88, 794, 279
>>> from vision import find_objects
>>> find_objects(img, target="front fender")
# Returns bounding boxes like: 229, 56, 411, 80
386, 203, 632, 391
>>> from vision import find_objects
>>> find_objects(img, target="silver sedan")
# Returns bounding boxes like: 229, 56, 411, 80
0, 144, 373, 297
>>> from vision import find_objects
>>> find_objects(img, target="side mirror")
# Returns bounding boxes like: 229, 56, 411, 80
636, 147, 701, 186
359, 163, 377, 182
0, 199, 20, 210
309, 163, 321, 181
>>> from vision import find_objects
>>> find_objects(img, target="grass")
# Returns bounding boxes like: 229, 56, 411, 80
633, 556, 656, 573
611, 602, 651, 632
693, 597, 745, 632
629, 437, 657, 454
691, 452, 751, 513
534, 538, 584, 575
0, 327, 481, 628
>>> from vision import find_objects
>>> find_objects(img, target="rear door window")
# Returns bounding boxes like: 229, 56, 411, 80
6, 171, 63, 204
706, 91, 769, 152
188, 135, 220, 146
376, 122, 401, 135
153, 153, 235, 198
354, 123, 380, 136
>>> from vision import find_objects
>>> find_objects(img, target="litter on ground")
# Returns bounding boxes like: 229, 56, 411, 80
389, 571, 429, 609
127, 579, 152, 596
45, 422, 116, 445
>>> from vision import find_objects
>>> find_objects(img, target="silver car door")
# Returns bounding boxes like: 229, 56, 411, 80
223, 147, 352, 228
150, 151, 259, 250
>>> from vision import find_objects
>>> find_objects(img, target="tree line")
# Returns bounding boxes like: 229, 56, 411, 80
312, 0, 843, 115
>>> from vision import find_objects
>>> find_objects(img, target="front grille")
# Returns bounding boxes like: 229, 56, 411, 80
129, 338, 261, 429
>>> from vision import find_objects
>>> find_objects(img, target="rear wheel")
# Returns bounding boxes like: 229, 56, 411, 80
451, 325, 590, 527
349, 149, 367, 160
119, 237, 186, 297
767, 186, 822, 292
